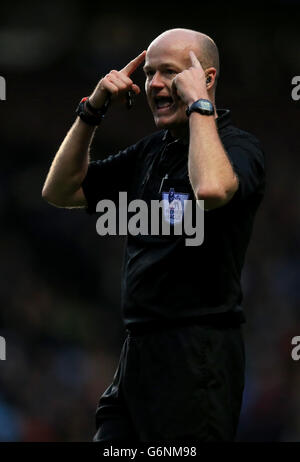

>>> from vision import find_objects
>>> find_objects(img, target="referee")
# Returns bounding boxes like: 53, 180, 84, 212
42, 28, 265, 441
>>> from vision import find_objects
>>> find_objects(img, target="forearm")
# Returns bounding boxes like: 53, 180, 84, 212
42, 117, 96, 206
188, 113, 238, 209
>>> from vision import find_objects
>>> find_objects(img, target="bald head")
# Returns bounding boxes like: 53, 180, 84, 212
148, 28, 220, 81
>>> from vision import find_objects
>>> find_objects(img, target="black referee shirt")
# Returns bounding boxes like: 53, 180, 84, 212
82, 109, 265, 327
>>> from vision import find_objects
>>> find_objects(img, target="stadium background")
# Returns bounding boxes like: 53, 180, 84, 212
0, 0, 299, 441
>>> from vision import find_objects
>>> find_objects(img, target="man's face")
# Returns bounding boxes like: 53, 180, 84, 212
144, 39, 197, 133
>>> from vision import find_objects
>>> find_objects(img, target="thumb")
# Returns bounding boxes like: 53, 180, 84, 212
131, 83, 141, 95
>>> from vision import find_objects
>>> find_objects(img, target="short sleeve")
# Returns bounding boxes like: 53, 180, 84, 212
82, 143, 139, 214
226, 135, 266, 202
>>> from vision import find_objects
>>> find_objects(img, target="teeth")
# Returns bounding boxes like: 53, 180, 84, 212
157, 101, 171, 108
155, 97, 173, 109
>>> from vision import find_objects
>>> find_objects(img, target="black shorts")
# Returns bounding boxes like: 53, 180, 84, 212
93, 317, 245, 442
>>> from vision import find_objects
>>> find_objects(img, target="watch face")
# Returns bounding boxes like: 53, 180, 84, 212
191, 99, 214, 115
199, 100, 212, 111
186, 99, 214, 117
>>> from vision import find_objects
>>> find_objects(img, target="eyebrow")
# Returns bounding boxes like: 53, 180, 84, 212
143, 63, 180, 72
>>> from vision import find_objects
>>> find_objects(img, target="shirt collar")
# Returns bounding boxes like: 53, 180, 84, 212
216, 109, 231, 130
162, 108, 232, 143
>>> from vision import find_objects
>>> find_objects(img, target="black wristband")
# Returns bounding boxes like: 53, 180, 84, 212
76, 97, 110, 126
86, 97, 111, 117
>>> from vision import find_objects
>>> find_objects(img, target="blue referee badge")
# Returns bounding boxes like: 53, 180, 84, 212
162, 188, 189, 225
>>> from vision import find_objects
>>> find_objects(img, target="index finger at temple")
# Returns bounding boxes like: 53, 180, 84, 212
189, 50, 201, 68
121, 50, 147, 76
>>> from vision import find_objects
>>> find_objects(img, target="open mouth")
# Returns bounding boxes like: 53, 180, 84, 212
154, 96, 175, 111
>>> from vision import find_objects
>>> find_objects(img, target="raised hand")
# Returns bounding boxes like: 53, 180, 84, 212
171, 51, 211, 106
89, 50, 147, 109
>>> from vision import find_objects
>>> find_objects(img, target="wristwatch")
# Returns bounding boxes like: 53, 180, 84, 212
186, 99, 214, 117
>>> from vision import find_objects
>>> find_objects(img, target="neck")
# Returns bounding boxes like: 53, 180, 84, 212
169, 123, 189, 141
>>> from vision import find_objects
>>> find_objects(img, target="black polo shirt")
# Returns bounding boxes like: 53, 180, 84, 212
82, 109, 265, 327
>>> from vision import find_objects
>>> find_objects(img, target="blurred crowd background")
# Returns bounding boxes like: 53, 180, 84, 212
0, 0, 300, 441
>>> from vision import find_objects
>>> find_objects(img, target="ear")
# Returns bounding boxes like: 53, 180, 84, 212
205, 67, 217, 89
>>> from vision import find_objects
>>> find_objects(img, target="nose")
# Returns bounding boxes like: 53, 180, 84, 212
149, 71, 165, 89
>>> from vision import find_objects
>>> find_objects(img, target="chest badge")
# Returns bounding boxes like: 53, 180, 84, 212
162, 188, 190, 225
